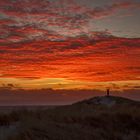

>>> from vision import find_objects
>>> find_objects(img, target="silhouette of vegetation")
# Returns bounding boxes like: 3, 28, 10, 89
0, 96, 140, 140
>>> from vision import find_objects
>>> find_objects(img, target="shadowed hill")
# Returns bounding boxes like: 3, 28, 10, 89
0, 96, 140, 140
75, 96, 140, 107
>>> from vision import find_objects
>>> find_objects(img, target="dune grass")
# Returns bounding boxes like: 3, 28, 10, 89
0, 97, 140, 140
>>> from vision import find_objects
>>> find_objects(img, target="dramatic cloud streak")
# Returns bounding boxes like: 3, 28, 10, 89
0, 0, 140, 38
0, 0, 140, 93
0, 32, 140, 83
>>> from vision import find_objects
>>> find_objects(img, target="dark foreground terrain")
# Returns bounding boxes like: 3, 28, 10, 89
0, 96, 140, 140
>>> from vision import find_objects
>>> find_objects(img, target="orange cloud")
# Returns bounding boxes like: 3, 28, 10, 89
0, 0, 140, 90
0, 32, 140, 83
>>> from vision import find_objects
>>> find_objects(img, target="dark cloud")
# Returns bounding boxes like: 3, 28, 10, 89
0, 88, 140, 105
0, 0, 139, 43
87, 2, 140, 18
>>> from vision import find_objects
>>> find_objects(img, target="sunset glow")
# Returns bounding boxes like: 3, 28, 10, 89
0, 0, 140, 104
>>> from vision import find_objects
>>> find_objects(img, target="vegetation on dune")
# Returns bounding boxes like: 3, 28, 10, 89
0, 96, 140, 140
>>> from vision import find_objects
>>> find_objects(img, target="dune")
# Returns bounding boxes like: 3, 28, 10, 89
75, 95, 139, 106
0, 96, 140, 140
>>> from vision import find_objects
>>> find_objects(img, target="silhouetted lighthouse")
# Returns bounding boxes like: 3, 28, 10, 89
107, 88, 110, 97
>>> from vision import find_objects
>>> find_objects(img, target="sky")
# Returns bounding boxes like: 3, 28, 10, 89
0, 0, 140, 104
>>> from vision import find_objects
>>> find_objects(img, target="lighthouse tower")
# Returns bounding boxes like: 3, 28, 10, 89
107, 88, 110, 97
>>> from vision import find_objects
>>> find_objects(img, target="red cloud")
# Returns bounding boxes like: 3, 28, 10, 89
0, 32, 140, 82
0, 0, 140, 84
